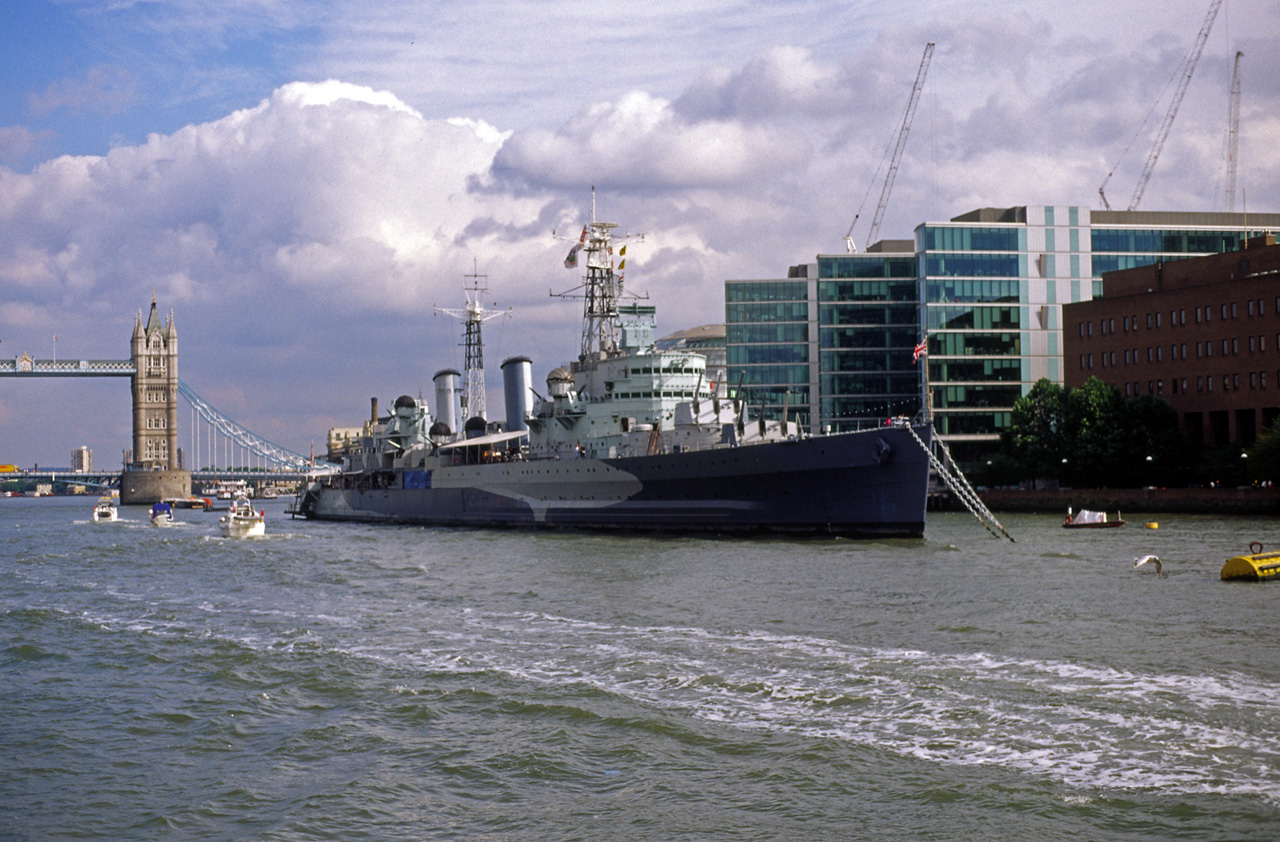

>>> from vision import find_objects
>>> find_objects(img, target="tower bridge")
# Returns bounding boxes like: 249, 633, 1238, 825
0, 296, 325, 502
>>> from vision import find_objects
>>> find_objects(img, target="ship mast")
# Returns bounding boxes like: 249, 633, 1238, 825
555, 190, 645, 362
436, 264, 508, 421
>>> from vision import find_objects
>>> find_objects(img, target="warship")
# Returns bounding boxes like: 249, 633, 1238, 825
296, 205, 933, 537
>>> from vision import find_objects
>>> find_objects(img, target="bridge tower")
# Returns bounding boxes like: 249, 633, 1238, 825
131, 295, 179, 468
120, 295, 190, 503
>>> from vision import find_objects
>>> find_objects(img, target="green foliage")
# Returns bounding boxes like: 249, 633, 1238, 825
1002, 377, 1186, 487
1247, 417, 1280, 484
1006, 379, 1066, 481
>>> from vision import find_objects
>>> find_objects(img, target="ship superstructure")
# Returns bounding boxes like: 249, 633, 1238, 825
298, 201, 933, 537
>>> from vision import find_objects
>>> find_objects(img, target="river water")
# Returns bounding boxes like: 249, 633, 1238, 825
3, 496, 1278, 840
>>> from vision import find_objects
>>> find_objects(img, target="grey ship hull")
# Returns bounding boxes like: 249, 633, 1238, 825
300, 424, 931, 538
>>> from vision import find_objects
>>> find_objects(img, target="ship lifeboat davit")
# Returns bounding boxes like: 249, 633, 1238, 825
1221, 542, 1280, 582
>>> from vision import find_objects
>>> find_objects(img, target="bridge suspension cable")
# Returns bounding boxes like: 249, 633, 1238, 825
177, 379, 313, 472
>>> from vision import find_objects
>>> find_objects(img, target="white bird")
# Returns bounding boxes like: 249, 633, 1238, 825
1133, 555, 1165, 577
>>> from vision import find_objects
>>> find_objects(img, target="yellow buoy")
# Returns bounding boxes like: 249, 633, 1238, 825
1144, 522, 1158, 529
1221, 542, 1280, 581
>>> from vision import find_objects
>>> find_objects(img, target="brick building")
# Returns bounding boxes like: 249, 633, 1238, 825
1064, 235, 1280, 447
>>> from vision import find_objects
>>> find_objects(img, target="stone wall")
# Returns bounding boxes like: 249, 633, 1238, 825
120, 469, 191, 505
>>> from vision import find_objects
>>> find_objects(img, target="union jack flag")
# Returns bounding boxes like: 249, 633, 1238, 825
912, 338, 928, 363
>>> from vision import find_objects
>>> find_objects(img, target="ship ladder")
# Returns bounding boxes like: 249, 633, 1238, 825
904, 426, 1014, 542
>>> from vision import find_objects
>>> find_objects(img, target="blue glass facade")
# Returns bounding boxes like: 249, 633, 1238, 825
726, 208, 1280, 453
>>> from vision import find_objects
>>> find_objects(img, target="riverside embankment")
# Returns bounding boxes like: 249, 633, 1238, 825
957, 486, 1280, 515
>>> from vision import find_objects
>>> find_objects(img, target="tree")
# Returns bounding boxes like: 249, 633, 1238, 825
1006, 378, 1066, 483
1065, 378, 1126, 486
1247, 417, 1280, 484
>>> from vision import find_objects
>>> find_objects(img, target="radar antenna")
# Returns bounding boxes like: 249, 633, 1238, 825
553, 188, 646, 361
435, 262, 509, 421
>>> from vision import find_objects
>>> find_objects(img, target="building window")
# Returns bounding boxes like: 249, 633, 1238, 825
1233, 303, 1238, 318
1171, 310, 1177, 326
1264, 372, 1269, 389
1223, 339, 1230, 355
1146, 314, 1153, 329
1148, 347, 1153, 362
1171, 344, 1178, 361
1181, 378, 1187, 393
1251, 372, 1257, 389
1089, 353, 1094, 369
1079, 322, 1085, 338
1125, 382, 1132, 396
1181, 343, 1187, 359
1222, 304, 1229, 319
1208, 376, 1213, 392
1123, 315, 1130, 332
1196, 342, 1202, 358
1249, 300, 1256, 316
1110, 318, 1116, 334
1157, 346, 1163, 361
1197, 376, 1204, 393
1233, 338, 1239, 355
1180, 310, 1186, 325
1156, 312, 1162, 328
1250, 336, 1257, 353
1125, 349, 1131, 364
1172, 379, 1179, 395
1111, 351, 1117, 366
1205, 306, 1212, 322
1080, 355, 1086, 370
1234, 374, 1240, 389
1261, 299, 1266, 316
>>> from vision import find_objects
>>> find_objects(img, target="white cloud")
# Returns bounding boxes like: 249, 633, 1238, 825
495, 90, 811, 191
3, 0, 1280, 464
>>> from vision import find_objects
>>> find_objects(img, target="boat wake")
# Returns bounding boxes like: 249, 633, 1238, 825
410, 611, 1280, 801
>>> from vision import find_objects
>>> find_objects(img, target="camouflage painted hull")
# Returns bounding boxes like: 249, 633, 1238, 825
299, 424, 931, 538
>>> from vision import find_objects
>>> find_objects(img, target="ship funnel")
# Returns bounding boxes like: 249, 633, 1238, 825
432, 369, 461, 436
500, 356, 534, 433
370, 397, 379, 423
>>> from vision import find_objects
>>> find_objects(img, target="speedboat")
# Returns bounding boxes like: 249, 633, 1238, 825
1062, 508, 1125, 529
219, 496, 265, 538
150, 501, 175, 526
91, 495, 118, 522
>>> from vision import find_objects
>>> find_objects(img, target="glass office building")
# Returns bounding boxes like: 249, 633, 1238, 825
727, 207, 1280, 464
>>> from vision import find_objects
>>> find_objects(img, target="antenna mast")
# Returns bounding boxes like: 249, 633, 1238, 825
555, 189, 645, 362
436, 263, 508, 421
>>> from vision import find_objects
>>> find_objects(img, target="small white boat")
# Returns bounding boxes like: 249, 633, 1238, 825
1062, 507, 1126, 529
91, 495, 119, 522
219, 496, 265, 538
150, 501, 175, 526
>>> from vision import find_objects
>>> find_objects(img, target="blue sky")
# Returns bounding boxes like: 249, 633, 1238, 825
1, 0, 1277, 467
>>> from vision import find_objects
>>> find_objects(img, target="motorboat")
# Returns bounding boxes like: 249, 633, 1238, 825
219, 496, 265, 538
150, 501, 175, 526
91, 495, 118, 522
1062, 508, 1125, 529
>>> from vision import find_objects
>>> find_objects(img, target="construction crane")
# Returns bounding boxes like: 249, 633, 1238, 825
845, 42, 934, 253
1099, 0, 1222, 211
1224, 50, 1243, 212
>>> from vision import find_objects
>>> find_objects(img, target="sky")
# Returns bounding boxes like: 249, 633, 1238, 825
1, 0, 1278, 468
